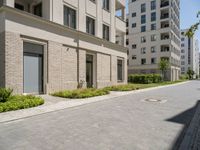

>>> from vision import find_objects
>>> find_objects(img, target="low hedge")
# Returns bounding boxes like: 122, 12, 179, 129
0, 95, 44, 113
52, 88, 110, 99
128, 74, 162, 84
0, 88, 44, 113
105, 84, 140, 91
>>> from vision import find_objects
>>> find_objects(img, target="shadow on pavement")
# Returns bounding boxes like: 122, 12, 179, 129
166, 100, 200, 150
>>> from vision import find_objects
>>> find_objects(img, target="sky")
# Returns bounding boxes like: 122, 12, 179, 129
180, 0, 200, 41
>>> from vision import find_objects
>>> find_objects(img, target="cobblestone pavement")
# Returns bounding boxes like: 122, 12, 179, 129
0, 81, 200, 150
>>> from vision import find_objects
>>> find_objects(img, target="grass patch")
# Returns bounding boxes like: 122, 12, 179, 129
0, 95, 44, 113
52, 88, 110, 99
107, 80, 187, 91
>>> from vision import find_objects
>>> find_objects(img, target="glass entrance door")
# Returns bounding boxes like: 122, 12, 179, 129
86, 55, 93, 88
24, 53, 43, 94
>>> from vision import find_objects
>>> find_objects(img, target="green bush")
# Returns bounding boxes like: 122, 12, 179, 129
105, 84, 139, 91
128, 74, 161, 84
52, 88, 110, 99
180, 74, 189, 80
0, 95, 44, 113
0, 88, 13, 103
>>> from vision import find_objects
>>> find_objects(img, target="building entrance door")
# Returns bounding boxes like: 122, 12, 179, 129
86, 54, 93, 88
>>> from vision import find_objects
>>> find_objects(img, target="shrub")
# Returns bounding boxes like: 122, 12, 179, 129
0, 88, 13, 103
105, 84, 139, 91
0, 95, 44, 113
52, 88, 110, 99
128, 74, 162, 84
180, 74, 189, 80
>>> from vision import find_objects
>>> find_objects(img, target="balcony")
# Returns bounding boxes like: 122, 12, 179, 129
160, 0, 169, 8
160, 9, 169, 20
14, 0, 43, 17
161, 21, 169, 28
161, 45, 170, 52
161, 33, 170, 40
115, 16, 126, 32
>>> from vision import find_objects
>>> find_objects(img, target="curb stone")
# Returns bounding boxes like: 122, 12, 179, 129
178, 102, 200, 150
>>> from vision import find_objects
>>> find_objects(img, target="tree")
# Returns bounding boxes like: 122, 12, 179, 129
187, 68, 195, 80
159, 59, 169, 81
186, 11, 200, 37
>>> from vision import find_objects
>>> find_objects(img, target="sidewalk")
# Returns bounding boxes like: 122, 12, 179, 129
0, 81, 189, 123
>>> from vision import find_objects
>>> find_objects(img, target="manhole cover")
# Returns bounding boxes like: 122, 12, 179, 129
141, 98, 167, 103
145, 98, 162, 102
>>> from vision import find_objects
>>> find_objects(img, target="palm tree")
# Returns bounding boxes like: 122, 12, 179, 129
159, 59, 169, 81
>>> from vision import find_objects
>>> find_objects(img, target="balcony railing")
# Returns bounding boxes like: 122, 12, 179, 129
161, 13, 169, 19
161, 2, 169, 8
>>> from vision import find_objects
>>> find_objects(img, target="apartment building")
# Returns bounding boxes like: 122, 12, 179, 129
180, 29, 199, 77
127, 0, 181, 81
0, 0, 127, 94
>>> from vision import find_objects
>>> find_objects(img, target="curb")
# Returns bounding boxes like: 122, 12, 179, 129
178, 101, 200, 150
0, 81, 189, 123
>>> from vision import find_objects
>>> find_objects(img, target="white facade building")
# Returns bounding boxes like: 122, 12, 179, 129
180, 29, 199, 77
0, 0, 127, 94
127, 0, 181, 81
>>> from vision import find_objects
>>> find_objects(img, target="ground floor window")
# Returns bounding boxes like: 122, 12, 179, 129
117, 59, 123, 82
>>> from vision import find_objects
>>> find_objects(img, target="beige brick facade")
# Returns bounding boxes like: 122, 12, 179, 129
0, 5, 127, 94
5, 32, 23, 93
0, 32, 5, 87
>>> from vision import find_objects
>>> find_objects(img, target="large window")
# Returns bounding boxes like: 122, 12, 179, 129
141, 26, 146, 32
103, 0, 109, 11
117, 59, 123, 82
103, 24, 109, 41
151, 23, 156, 30
141, 15, 146, 24
141, 3, 146, 13
151, 0, 156, 10
86, 16, 95, 35
151, 12, 156, 22
141, 58, 146, 65
64, 6, 76, 29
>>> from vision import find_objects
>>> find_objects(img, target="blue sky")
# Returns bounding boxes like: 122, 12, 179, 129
180, 0, 200, 41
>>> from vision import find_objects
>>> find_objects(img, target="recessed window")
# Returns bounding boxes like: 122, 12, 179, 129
132, 23, 136, 28
103, 0, 110, 11
132, 55, 137, 60
151, 12, 156, 22
132, 12, 136, 17
151, 0, 156, 10
141, 26, 146, 32
141, 47, 146, 54
141, 58, 146, 65
103, 24, 109, 41
141, 36, 146, 43
151, 34, 157, 41
141, 15, 146, 24
151, 46, 156, 53
64, 6, 76, 29
86, 16, 95, 35
132, 44, 137, 49
141, 3, 146, 13
151, 23, 156, 30
151, 58, 156, 64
